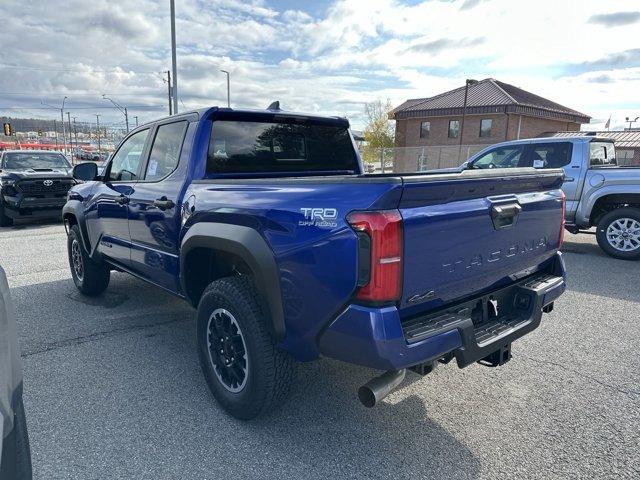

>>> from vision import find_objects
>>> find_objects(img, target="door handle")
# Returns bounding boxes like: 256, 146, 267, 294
153, 197, 175, 210
564, 177, 575, 182
115, 195, 129, 205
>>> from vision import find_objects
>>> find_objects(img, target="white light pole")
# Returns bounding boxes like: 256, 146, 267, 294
102, 95, 130, 133
170, 0, 179, 114
220, 70, 230, 107
41, 96, 68, 154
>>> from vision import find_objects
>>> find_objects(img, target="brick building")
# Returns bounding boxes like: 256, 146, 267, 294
390, 78, 590, 171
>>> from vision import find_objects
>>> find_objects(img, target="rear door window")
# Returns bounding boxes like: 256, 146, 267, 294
529, 142, 573, 168
207, 120, 358, 175
144, 121, 187, 181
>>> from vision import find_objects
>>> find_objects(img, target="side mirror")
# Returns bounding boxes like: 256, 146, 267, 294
72, 162, 98, 182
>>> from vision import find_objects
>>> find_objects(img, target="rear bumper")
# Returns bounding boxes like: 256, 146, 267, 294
318, 253, 566, 371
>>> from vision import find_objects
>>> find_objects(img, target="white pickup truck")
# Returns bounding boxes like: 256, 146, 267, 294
463, 136, 640, 260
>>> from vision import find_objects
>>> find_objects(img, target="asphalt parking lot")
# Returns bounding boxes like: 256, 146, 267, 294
1, 222, 639, 479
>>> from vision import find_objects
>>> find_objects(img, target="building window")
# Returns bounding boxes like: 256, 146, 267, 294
479, 118, 492, 138
419, 121, 430, 139
448, 120, 460, 138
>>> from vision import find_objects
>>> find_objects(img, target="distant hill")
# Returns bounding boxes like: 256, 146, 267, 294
0, 116, 93, 133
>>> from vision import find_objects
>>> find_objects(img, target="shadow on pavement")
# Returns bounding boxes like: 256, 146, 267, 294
560, 235, 640, 303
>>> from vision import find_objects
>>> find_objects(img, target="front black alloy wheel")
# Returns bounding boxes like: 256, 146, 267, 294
67, 224, 111, 295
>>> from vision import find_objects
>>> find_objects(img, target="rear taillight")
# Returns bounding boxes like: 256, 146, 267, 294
559, 190, 566, 248
347, 210, 403, 304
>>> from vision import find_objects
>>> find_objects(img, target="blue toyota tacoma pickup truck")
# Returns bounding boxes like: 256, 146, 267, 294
63, 105, 567, 419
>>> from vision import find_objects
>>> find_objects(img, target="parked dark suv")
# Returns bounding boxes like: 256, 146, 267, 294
0, 150, 75, 226
0, 265, 32, 479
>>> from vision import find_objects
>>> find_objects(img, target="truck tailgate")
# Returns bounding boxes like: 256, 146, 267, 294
398, 168, 564, 313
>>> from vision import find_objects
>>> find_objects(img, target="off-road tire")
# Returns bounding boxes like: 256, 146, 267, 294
67, 224, 110, 295
596, 207, 640, 260
197, 276, 296, 420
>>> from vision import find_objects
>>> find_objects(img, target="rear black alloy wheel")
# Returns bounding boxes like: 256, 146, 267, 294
207, 308, 249, 393
197, 276, 296, 420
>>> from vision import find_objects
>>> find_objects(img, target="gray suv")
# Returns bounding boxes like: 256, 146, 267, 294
0, 265, 32, 479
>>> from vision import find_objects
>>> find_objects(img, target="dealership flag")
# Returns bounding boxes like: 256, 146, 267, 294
605, 116, 611, 130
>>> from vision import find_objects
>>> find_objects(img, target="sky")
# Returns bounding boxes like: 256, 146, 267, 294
0, 0, 639, 131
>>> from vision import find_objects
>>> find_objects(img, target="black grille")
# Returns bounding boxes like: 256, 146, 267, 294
17, 179, 74, 194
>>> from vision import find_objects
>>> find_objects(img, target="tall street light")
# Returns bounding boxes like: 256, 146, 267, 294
458, 79, 478, 162
170, 0, 179, 114
220, 70, 230, 107
41, 96, 68, 154
102, 94, 129, 133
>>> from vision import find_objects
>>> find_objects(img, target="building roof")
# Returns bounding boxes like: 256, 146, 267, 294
544, 130, 640, 148
391, 78, 590, 124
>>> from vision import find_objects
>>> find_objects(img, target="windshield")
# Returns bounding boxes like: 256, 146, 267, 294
2, 152, 71, 170
207, 120, 358, 175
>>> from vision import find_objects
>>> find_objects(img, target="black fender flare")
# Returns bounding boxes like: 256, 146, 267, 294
62, 200, 92, 254
180, 223, 285, 339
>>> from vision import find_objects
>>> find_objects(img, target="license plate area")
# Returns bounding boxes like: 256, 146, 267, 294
401, 271, 558, 346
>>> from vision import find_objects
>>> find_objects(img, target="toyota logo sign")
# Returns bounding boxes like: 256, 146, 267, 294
43, 180, 54, 187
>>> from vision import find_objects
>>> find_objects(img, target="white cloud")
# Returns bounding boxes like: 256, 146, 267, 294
0, 0, 638, 130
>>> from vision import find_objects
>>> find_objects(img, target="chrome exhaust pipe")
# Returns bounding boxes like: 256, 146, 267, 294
357, 369, 406, 408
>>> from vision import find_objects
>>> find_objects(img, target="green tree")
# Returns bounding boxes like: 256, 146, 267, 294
363, 99, 395, 148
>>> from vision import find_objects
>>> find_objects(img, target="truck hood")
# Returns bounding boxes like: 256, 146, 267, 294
0, 168, 73, 180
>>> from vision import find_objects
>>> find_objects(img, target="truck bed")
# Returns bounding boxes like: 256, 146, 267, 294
187, 167, 565, 357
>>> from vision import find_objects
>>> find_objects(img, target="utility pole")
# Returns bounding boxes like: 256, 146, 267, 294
61, 97, 67, 154
170, 0, 179, 114
53, 119, 58, 149
458, 79, 478, 162
72, 117, 78, 155
134, 116, 139, 127
66, 112, 73, 152
165, 70, 173, 115
221, 70, 230, 107
95, 114, 101, 155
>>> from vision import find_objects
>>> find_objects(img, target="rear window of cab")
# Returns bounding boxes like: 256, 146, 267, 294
206, 120, 358, 175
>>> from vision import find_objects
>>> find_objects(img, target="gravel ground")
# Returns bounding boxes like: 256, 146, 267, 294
1, 222, 638, 480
